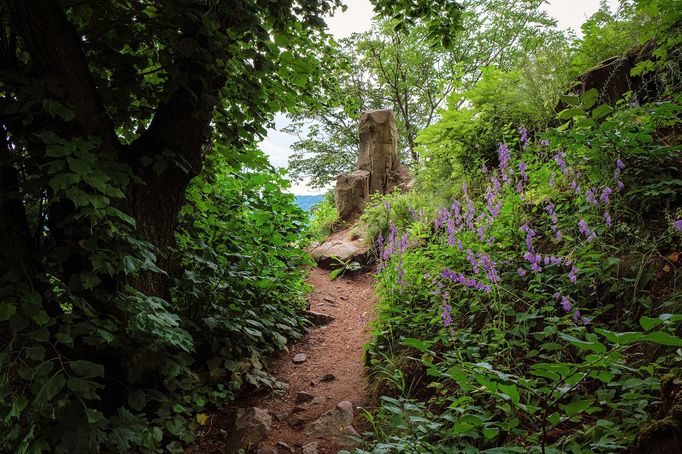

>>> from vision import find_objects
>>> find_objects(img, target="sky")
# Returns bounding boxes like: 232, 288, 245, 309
260, 0, 620, 195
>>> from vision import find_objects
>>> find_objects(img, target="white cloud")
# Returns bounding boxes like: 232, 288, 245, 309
541, 0, 620, 36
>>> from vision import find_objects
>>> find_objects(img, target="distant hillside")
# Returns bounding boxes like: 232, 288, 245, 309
295, 194, 324, 212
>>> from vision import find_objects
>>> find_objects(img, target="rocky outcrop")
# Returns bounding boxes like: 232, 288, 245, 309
225, 407, 272, 453
335, 109, 411, 223
303, 401, 360, 447
308, 228, 370, 270
559, 40, 679, 110
335, 170, 370, 223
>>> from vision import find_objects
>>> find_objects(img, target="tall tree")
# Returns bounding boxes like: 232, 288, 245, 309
286, 0, 559, 190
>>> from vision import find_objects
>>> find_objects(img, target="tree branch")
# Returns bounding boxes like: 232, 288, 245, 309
6, 0, 116, 144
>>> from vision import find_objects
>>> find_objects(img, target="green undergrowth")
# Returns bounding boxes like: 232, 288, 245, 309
1, 151, 312, 453
351, 92, 682, 453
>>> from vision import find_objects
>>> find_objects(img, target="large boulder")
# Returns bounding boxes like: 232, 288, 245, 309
303, 401, 360, 447
308, 228, 370, 270
224, 407, 272, 453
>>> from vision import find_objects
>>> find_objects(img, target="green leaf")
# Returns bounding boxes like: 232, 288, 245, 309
640, 314, 682, 330
639, 316, 664, 331
580, 88, 599, 109
67, 157, 91, 176
69, 360, 105, 378
575, 117, 596, 128
640, 331, 682, 346
0, 302, 16, 321
591, 104, 613, 120
498, 383, 520, 404
35, 373, 66, 406
401, 338, 432, 353
128, 391, 147, 411
560, 398, 593, 417
559, 332, 606, 353
482, 427, 499, 439
559, 95, 580, 106
597, 329, 682, 346
558, 108, 586, 120
85, 408, 105, 424
26, 346, 46, 361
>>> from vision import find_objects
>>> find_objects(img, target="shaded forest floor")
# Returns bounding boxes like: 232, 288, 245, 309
191, 267, 377, 453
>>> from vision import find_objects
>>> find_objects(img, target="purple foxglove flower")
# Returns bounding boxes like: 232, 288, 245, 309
616, 158, 625, 170
604, 210, 612, 227
568, 266, 578, 284
409, 207, 418, 222
519, 125, 528, 149
554, 152, 568, 175
561, 296, 572, 312
578, 219, 590, 235
441, 304, 452, 327
600, 187, 612, 204
573, 310, 581, 323
673, 219, 682, 231
617, 180, 625, 190
585, 188, 597, 205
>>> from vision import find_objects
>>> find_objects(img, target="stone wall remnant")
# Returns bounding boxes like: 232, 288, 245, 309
335, 109, 411, 223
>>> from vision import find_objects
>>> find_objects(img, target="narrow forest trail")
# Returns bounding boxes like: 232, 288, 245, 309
250, 267, 377, 453
189, 267, 378, 454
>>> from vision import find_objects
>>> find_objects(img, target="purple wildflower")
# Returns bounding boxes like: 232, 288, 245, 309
561, 296, 572, 312
568, 266, 578, 284
578, 219, 590, 235
600, 187, 612, 204
585, 188, 598, 205
604, 210, 612, 227
519, 125, 528, 149
441, 304, 452, 327
498, 144, 511, 181
673, 219, 682, 231
616, 158, 625, 170
517, 268, 526, 277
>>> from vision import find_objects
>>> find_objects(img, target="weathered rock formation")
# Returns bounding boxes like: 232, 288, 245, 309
308, 228, 370, 270
335, 109, 411, 223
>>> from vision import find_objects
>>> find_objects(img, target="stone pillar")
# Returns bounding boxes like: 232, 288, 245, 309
335, 109, 411, 223
335, 170, 369, 223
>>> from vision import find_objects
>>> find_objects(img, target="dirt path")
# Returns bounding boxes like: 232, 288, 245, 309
190, 267, 377, 453
252, 267, 376, 453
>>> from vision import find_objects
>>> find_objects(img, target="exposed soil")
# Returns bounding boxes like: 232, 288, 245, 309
190, 267, 377, 454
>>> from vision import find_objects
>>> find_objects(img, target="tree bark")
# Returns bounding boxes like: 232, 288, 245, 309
6, 0, 226, 300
